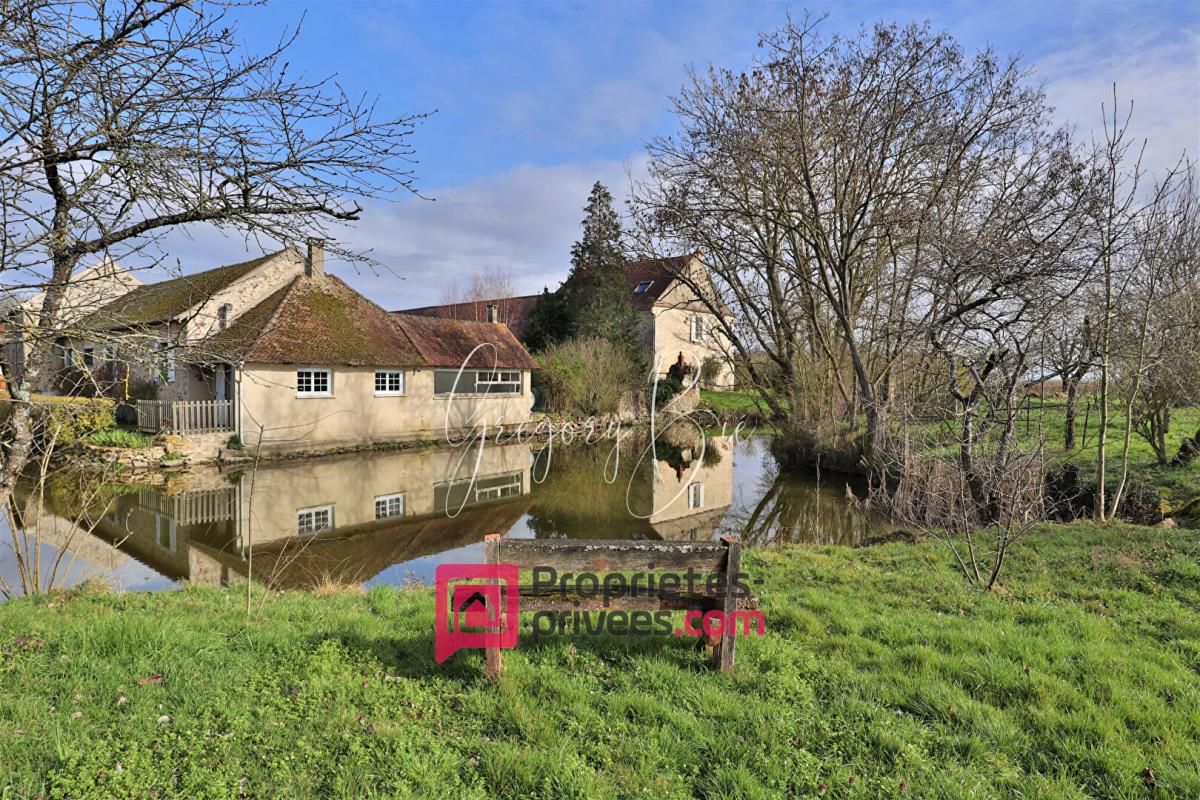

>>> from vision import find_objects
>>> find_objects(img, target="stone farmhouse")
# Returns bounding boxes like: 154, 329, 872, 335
60, 241, 535, 451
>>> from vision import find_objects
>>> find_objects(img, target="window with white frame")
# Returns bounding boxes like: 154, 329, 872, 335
296, 368, 332, 397
374, 370, 405, 396
297, 504, 334, 535
83, 346, 95, 367
689, 315, 705, 343
433, 369, 522, 395
374, 492, 406, 520
688, 482, 705, 510
634, 280, 653, 294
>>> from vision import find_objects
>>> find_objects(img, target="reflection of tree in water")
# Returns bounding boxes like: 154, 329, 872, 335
719, 440, 885, 547
524, 432, 723, 541
525, 438, 656, 540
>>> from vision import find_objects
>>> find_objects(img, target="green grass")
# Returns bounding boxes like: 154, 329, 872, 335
1, 524, 1197, 798
1026, 401, 1200, 507
699, 389, 767, 416
83, 427, 154, 449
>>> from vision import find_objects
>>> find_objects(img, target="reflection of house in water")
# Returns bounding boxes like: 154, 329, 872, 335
647, 436, 734, 541
521, 435, 735, 542
42, 443, 534, 590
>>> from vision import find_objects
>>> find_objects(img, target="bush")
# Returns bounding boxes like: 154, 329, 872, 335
30, 395, 116, 446
700, 357, 723, 389
533, 337, 640, 416
646, 377, 683, 410
226, 434, 244, 450
85, 428, 154, 449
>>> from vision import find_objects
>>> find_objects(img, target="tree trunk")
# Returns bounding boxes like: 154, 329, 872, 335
1063, 378, 1079, 450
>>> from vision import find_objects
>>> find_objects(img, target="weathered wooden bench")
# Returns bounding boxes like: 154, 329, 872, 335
478, 534, 757, 677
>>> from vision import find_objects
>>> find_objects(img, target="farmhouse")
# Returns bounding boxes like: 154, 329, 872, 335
67, 241, 535, 451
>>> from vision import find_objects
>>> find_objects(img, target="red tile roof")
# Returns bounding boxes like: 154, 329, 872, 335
198, 275, 424, 367
394, 294, 541, 340
392, 313, 536, 370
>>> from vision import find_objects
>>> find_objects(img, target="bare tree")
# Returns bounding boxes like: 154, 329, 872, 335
0, 0, 428, 509
633, 16, 1093, 470
438, 265, 519, 323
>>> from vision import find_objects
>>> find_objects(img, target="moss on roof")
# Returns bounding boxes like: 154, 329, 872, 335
184, 281, 294, 363
211, 275, 426, 367
82, 251, 283, 330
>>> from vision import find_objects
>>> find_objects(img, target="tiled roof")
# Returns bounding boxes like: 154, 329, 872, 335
392, 313, 537, 370
626, 255, 689, 310
194, 275, 536, 370
83, 251, 281, 330
222, 275, 425, 367
394, 294, 541, 340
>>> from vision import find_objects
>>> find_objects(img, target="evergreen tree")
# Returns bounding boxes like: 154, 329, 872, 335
560, 182, 641, 354
523, 286, 571, 352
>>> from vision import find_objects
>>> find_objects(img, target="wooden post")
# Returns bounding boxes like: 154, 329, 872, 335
483, 534, 503, 679
717, 537, 742, 673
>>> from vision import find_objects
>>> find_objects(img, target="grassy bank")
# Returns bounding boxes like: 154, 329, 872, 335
1, 524, 1198, 798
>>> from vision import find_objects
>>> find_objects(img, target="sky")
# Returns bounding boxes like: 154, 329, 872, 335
163, 0, 1200, 309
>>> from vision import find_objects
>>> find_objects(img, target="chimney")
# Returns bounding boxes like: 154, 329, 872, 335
486, 303, 498, 323
305, 238, 325, 278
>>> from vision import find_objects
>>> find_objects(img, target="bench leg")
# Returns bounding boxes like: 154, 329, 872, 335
484, 534, 503, 678
718, 538, 742, 673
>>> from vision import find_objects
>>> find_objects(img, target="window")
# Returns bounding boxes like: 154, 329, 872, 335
157, 341, 175, 383
155, 515, 177, 551
296, 368, 332, 397
374, 370, 406, 396
62, 347, 77, 368
689, 315, 705, 343
634, 280, 653, 294
688, 482, 705, 510
297, 505, 334, 535
434, 471, 524, 511
217, 303, 231, 331
374, 492, 406, 520
83, 346, 94, 367
434, 369, 523, 396
104, 345, 116, 364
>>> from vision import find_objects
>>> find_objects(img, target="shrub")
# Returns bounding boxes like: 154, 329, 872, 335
85, 428, 154, 449
533, 337, 640, 416
700, 356, 723, 389
646, 377, 683, 410
30, 395, 116, 446
226, 434, 244, 450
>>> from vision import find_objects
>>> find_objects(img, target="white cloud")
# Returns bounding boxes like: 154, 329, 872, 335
337, 155, 650, 310
1034, 29, 1200, 178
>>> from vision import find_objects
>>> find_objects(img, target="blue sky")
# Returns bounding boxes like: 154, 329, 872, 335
173, 0, 1200, 308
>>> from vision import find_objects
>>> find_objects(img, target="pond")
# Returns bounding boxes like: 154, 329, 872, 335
1, 434, 889, 596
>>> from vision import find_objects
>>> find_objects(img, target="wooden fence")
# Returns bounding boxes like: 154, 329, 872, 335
137, 399, 233, 435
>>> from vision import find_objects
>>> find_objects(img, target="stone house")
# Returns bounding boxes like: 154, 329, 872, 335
1, 256, 142, 385
65, 241, 535, 450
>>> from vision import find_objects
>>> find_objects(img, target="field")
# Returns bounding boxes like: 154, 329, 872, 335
1, 523, 1197, 798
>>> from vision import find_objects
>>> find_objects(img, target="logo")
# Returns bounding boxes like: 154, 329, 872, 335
434, 563, 519, 663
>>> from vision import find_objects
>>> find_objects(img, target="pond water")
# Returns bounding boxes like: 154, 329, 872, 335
1, 435, 888, 596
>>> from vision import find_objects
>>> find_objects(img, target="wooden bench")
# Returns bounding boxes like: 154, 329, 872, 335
479, 535, 756, 677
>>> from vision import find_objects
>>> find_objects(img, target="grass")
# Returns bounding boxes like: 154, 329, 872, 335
83, 427, 154, 449
1, 524, 1197, 798
1026, 400, 1200, 507
699, 389, 767, 416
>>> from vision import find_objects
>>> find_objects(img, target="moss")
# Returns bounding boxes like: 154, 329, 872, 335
83, 253, 276, 329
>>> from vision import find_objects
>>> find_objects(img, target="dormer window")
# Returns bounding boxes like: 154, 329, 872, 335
634, 280, 653, 294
